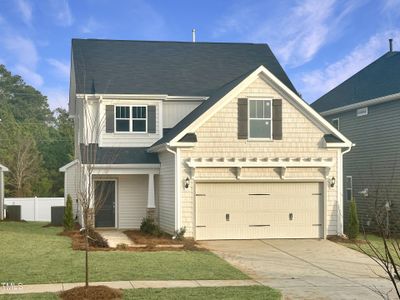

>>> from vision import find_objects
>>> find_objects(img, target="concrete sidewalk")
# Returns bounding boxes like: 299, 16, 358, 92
0, 280, 260, 295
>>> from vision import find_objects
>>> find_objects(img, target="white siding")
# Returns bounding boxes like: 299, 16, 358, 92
179, 75, 340, 238
163, 101, 202, 128
64, 162, 81, 223
118, 175, 148, 229
100, 100, 162, 147
158, 151, 175, 234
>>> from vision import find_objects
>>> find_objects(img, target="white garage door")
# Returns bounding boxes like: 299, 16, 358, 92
196, 182, 323, 240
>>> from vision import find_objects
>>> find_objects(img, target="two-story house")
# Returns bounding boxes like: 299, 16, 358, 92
312, 44, 400, 231
60, 39, 352, 240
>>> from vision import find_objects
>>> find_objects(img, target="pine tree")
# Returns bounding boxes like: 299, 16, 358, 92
348, 198, 359, 240
64, 194, 74, 231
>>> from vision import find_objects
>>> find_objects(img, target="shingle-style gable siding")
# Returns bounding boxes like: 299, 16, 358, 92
178, 76, 340, 237
327, 100, 400, 230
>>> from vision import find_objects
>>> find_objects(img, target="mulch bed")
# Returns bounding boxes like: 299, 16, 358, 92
60, 227, 203, 252
60, 285, 122, 300
124, 229, 203, 251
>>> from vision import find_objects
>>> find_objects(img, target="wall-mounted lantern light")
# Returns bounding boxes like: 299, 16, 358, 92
329, 176, 335, 188
184, 177, 190, 189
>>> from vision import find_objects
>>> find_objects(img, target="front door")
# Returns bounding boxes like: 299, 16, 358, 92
95, 181, 116, 227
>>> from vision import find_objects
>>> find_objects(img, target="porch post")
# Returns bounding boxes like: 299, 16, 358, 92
147, 173, 156, 221
147, 173, 155, 209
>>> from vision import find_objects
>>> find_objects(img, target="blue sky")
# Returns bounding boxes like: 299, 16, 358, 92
0, 0, 399, 110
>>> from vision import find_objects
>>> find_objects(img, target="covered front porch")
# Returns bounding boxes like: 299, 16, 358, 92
92, 164, 159, 229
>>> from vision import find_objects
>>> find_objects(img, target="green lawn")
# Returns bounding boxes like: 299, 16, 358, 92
0, 286, 281, 300
337, 234, 400, 266
0, 222, 247, 284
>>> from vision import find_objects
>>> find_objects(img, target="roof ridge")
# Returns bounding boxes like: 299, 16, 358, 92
71, 38, 268, 46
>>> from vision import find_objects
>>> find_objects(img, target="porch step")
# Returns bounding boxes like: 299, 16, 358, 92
97, 230, 134, 248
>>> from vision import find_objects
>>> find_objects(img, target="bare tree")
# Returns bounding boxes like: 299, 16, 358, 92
74, 96, 118, 288
7, 134, 41, 196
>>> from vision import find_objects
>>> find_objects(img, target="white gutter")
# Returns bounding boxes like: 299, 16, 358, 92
337, 143, 354, 235
165, 146, 181, 231
320, 93, 400, 116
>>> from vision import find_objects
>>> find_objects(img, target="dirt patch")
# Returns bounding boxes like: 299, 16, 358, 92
124, 230, 203, 251
60, 285, 122, 300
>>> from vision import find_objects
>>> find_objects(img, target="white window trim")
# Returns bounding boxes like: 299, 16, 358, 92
248, 98, 273, 140
356, 107, 368, 117
114, 105, 148, 133
332, 118, 339, 130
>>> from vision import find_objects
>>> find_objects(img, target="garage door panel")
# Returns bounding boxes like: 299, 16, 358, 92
196, 182, 323, 240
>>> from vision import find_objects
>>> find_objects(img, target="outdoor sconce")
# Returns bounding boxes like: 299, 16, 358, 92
329, 176, 335, 188
184, 177, 190, 189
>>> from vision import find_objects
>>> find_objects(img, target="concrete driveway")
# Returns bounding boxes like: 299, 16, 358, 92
200, 239, 397, 299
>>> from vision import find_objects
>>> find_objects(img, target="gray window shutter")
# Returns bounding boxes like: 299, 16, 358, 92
272, 99, 282, 140
238, 98, 248, 139
147, 105, 156, 133
106, 105, 114, 133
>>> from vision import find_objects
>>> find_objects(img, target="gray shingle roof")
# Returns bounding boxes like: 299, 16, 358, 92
151, 69, 253, 148
323, 134, 344, 143
72, 39, 297, 96
80, 144, 159, 164
312, 51, 400, 112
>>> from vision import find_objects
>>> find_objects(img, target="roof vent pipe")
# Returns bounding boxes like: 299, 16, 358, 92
192, 29, 196, 43
389, 38, 393, 52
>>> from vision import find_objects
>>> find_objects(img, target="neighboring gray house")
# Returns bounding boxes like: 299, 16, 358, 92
60, 39, 352, 240
312, 46, 400, 231
0, 164, 9, 220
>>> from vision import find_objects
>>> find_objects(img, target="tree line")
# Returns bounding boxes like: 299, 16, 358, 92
0, 65, 74, 197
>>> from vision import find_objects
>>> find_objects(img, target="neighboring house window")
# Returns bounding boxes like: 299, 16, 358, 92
115, 105, 147, 132
332, 118, 339, 130
345, 176, 353, 201
248, 99, 272, 139
356, 107, 368, 117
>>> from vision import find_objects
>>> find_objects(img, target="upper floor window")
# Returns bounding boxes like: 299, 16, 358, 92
248, 99, 272, 139
115, 105, 147, 133
332, 118, 339, 130
356, 107, 368, 117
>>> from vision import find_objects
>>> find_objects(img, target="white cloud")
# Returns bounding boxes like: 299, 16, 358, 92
81, 17, 102, 34
382, 0, 400, 11
214, 0, 361, 67
16, 0, 33, 25
14, 64, 44, 86
48, 0, 73, 27
300, 30, 400, 102
47, 58, 69, 79
42, 87, 68, 110
3, 35, 38, 68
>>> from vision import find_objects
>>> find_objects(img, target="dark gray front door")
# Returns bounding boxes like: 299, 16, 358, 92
95, 181, 115, 227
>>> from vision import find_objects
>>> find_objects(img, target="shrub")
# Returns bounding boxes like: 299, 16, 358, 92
63, 194, 74, 231
348, 198, 359, 240
84, 227, 109, 248
140, 216, 162, 236
173, 226, 186, 241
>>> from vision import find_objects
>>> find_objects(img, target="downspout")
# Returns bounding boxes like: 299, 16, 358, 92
166, 145, 180, 231
338, 144, 354, 236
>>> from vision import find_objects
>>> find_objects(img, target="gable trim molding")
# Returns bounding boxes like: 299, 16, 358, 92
167, 65, 352, 147
319, 92, 400, 116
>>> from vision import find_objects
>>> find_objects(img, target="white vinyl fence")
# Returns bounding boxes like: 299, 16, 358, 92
4, 197, 64, 221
